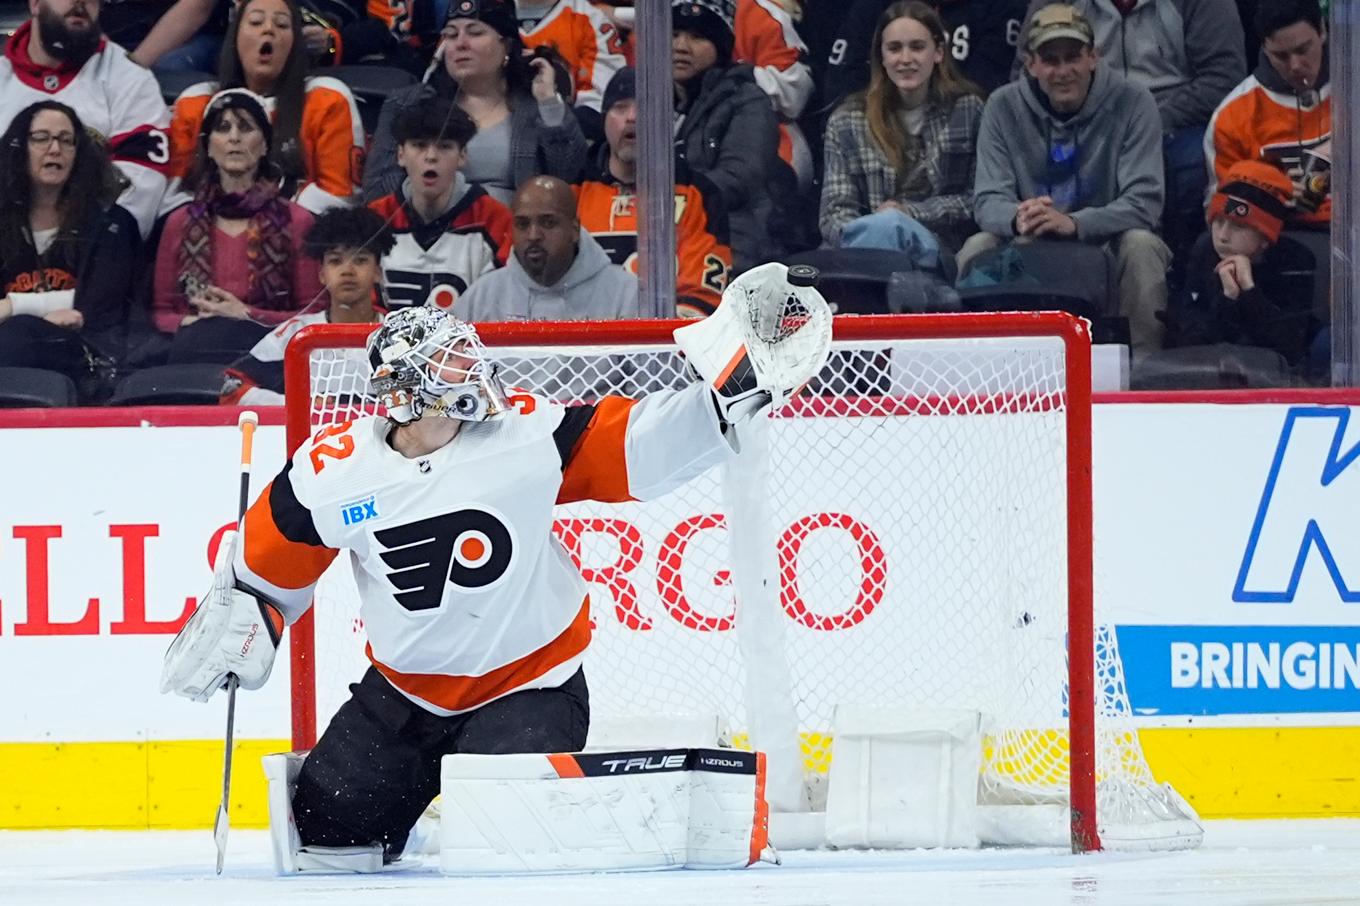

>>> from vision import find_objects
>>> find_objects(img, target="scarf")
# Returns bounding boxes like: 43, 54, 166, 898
179, 179, 293, 310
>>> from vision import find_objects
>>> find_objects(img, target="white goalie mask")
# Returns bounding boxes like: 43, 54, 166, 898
366, 307, 512, 425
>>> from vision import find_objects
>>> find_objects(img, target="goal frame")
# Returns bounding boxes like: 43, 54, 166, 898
282, 312, 1097, 851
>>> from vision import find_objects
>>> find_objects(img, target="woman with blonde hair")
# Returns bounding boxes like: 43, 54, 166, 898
819, 0, 983, 261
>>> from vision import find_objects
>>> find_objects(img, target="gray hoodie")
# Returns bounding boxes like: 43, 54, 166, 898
456, 228, 640, 322
972, 64, 1164, 245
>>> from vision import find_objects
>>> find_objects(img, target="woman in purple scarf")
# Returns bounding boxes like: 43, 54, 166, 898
152, 88, 321, 364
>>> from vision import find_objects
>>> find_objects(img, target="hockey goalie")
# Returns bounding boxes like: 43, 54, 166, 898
160, 263, 831, 873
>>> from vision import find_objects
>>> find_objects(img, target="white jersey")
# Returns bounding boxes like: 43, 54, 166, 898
221, 310, 372, 406
0, 23, 171, 238
235, 382, 731, 715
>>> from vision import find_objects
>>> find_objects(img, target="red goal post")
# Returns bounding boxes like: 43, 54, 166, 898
282, 313, 1118, 849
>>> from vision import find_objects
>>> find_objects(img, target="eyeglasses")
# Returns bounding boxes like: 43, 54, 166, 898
28, 131, 77, 150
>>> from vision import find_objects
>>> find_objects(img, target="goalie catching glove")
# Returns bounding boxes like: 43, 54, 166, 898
160, 531, 284, 702
674, 263, 833, 432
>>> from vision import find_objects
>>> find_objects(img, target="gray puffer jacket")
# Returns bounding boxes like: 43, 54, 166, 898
674, 63, 781, 273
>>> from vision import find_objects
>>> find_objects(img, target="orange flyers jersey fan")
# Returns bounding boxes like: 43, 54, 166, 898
168, 77, 366, 212
575, 181, 731, 317
234, 382, 731, 715
1206, 72, 1331, 227
519, 0, 627, 112
734, 0, 812, 120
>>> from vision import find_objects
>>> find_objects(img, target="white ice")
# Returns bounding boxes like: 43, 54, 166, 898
3, 820, 1358, 905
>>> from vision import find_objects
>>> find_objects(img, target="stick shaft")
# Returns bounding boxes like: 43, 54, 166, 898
215, 413, 257, 874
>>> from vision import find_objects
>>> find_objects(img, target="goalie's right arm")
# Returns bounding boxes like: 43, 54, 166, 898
160, 531, 285, 702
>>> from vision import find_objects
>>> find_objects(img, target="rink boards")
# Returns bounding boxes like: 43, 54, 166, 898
1, 397, 1359, 827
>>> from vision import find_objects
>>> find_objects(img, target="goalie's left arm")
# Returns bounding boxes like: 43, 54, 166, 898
554, 383, 734, 505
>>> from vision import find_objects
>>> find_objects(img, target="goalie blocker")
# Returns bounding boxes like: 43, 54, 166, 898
264, 747, 773, 874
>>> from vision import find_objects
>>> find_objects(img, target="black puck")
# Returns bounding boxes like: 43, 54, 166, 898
787, 265, 819, 287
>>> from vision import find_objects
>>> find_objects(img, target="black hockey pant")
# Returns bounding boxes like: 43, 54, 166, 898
292, 665, 589, 855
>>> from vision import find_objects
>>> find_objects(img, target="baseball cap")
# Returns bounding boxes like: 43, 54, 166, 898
1026, 4, 1096, 53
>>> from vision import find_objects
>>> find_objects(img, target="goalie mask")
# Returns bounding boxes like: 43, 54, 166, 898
366, 307, 511, 425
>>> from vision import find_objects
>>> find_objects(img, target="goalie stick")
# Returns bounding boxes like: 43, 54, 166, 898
214, 410, 259, 875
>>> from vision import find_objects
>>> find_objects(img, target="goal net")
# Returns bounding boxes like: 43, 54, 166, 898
282, 313, 1200, 853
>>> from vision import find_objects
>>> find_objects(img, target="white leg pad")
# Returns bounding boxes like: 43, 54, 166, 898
824, 706, 982, 849
262, 752, 386, 874
438, 748, 771, 874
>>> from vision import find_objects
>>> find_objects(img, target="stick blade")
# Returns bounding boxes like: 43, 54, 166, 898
214, 803, 229, 874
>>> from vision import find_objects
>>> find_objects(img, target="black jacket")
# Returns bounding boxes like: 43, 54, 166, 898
1163, 232, 1319, 366
674, 63, 781, 273
0, 202, 142, 359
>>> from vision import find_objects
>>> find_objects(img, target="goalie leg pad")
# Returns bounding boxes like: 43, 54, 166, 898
264, 752, 390, 874
437, 748, 771, 874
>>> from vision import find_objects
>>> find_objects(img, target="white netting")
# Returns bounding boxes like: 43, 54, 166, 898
291, 318, 1199, 851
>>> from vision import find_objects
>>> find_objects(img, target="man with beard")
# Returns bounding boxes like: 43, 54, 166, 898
0, 0, 172, 238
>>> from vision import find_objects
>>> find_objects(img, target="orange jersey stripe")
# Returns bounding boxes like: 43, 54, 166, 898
241, 478, 339, 589
366, 597, 593, 713
557, 397, 636, 504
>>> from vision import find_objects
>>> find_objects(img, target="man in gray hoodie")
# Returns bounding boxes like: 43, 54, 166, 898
1015, 0, 1246, 255
965, 3, 1171, 354
456, 176, 640, 323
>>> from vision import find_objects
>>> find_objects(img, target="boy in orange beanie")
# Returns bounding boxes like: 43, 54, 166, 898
1162, 159, 1324, 377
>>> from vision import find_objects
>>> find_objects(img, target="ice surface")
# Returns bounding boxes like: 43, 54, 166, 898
2, 820, 1358, 906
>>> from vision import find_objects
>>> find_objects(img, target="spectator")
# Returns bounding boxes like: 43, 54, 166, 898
221, 206, 395, 405
1015, 0, 1246, 268
120, 0, 230, 72
367, 98, 514, 311
365, 0, 587, 205
1162, 160, 1323, 378
457, 175, 639, 320
299, 0, 426, 72
672, 0, 782, 273
734, 0, 815, 190
819, 0, 984, 260
153, 89, 322, 364
576, 67, 732, 318
0, 0, 171, 238
1207, 0, 1330, 229
514, 0, 628, 137
0, 102, 142, 391
965, 3, 1169, 353
166, 0, 366, 214
817, 0, 1029, 112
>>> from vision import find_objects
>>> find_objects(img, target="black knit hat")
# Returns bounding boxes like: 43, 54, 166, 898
672, 0, 735, 64
603, 66, 635, 113
444, 0, 519, 41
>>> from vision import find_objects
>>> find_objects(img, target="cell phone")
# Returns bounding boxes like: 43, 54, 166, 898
179, 273, 206, 299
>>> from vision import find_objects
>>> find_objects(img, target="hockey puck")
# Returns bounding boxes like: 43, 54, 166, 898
787, 265, 819, 287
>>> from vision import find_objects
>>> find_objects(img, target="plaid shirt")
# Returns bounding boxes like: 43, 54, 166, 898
819, 93, 984, 250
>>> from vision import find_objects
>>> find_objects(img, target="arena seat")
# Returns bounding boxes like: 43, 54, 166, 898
154, 69, 215, 106
1131, 344, 1293, 389
783, 247, 958, 314
325, 64, 417, 135
0, 367, 79, 408
109, 363, 226, 406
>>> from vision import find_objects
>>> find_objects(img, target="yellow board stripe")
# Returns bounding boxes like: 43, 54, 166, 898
3, 727, 1360, 828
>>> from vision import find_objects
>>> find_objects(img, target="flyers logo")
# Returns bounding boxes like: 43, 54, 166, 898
375, 509, 515, 611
